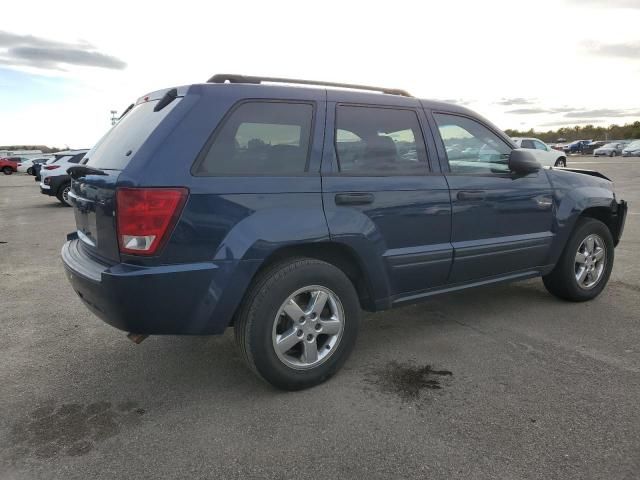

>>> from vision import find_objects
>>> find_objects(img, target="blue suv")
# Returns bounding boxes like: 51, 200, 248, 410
62, 75, 627, 390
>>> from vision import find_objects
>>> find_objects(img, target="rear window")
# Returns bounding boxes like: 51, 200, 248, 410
85, 99, 180, 170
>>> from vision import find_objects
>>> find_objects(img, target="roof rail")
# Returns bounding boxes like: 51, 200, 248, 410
206, 74, 412, 97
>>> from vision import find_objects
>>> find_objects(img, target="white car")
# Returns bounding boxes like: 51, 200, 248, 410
511, 137, 567, 167
17, 156, 53, 175
39, 150, 89, 205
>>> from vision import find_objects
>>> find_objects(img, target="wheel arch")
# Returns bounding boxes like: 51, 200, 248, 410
246, 242, 379, 313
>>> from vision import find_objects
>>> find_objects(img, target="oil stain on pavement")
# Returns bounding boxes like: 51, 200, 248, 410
9, 400, 145, 459
366, 361, 453, 403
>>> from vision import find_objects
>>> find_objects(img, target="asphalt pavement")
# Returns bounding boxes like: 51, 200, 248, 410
1, 156, 639, 479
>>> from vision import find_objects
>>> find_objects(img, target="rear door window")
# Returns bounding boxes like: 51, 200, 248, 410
85, 98, 181, 170
520, 140, 535, 149
195, 102, 314, 175
334, 105, 428, 175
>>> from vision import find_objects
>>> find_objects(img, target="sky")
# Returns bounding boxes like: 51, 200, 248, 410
0, 0, 639, 148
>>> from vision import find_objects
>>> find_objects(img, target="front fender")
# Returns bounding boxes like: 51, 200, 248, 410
546, 169, 617, 266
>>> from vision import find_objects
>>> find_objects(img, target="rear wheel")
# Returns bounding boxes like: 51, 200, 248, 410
2, 166, 13, 175
555, 158, 566, 167
56, 183, 72, 206
235, 258, 360, 390
27, 167, 34, 175
543, 218, 614, 301
610, 151, 617, 157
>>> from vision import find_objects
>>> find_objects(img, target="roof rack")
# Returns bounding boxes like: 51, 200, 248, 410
207, 74, 412, 97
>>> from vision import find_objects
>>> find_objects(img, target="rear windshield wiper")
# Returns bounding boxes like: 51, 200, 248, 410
67, 165, 108, 179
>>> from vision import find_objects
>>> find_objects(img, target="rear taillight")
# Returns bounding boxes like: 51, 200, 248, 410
116, 187, 188, 256
44, 165, 60, 170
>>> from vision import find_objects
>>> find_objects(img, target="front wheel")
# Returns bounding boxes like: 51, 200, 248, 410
235, 258, 360, 390
543, 218, 614, 301
2, 166, 13, 175
555, 158, 567, 167
610, 151, 617, 157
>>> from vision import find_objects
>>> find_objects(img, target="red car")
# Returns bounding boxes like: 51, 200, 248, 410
0, 157, 21, 175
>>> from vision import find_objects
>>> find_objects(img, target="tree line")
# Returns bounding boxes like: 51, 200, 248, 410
0, 145, 63, 153
505, 121, 640, 144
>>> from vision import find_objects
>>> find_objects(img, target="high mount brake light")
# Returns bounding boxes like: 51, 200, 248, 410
116, 187, 188, 256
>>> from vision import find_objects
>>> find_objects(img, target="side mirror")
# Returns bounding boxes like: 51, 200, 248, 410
509, 149, 541, 174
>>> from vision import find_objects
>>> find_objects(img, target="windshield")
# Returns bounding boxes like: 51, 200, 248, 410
627, 141, 640, 149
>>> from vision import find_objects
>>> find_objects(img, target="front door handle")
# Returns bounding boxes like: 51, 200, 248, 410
457, 190, 486, 201
335, 193, 375, 206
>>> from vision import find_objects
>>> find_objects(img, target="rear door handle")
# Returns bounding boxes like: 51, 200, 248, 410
457, 190, 486, 201
335, 193, 375, 205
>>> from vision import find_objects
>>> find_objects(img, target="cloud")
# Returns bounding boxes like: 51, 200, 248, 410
507, 108, 550, 114
564, 109, 640, 118
0, 30, 126, 70
495, 97, 535, 106
440, 98, 472, 105
540, 119, 605, 127
566, 0, 640, 8
583, 41, 640, 60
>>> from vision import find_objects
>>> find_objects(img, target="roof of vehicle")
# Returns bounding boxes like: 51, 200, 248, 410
511, 137, 545, 142
146, 74, 481, 117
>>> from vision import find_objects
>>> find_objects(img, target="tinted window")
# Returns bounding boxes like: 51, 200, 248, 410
434, 113, 512, 174
335, 106, 427, 174
85, 98, 181, 170
533, 140, 547, 150
196, 102, 313, 175
520, 140, 535, 149
69, 153, 86, 164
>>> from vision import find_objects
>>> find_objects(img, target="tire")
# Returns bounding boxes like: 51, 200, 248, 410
555, 158, 566, 167
27, 167, 34, 175
543, 217, 614, 302
610, 151, 617, 157
2, 166, 13, 175
235, 258, 361, 390
56, 183, 72, 206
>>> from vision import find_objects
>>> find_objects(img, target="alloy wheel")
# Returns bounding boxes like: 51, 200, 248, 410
575, 234, 606, 289
272, 285, 345, 370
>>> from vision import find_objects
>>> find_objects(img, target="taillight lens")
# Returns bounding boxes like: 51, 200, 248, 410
44, 165, 60, 170
116, 187, 188, 256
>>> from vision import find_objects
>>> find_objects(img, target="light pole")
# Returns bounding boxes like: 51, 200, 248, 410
110, 110, 118, 126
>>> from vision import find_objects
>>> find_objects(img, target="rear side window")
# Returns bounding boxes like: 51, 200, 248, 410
520, 139, 535, 149
85, 98, 180, 170
195, 102, 313, 175
334, 105, 427, 175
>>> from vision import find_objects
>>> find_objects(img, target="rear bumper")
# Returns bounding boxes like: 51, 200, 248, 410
61, 236, 259, 334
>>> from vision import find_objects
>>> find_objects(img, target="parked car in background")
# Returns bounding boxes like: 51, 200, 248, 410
622, 141, 640, 157
594, 142, 625, 157
0, 157, 21, 174
61, 74, 627, 390
550, 143, 565, 152
39, 150, 89, 205
34, 151, 80, 181
563, 140, 591, 154
511, 137, 567, 167
17, 157, 52, 175
582, 141, 607, 156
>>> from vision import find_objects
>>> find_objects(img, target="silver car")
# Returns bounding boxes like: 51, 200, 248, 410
622, 140, 640, 157
593, 142, 624, 157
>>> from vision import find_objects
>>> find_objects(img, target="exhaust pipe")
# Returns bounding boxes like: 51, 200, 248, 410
127, 333, 148, 344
